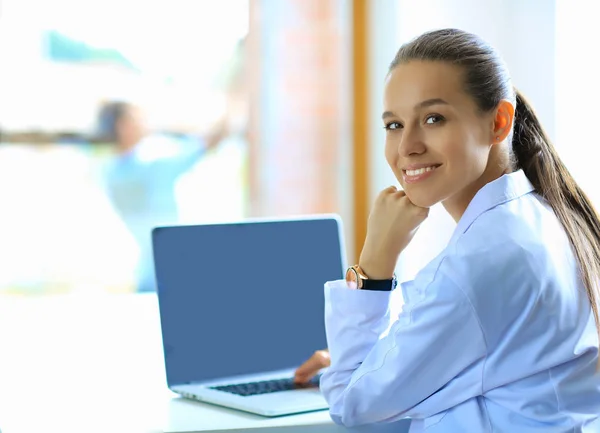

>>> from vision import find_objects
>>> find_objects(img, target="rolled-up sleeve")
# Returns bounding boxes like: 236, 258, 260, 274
320, 271, 487, 427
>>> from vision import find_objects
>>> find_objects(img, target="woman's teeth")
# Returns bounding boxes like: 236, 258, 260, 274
405, 166, 438, 176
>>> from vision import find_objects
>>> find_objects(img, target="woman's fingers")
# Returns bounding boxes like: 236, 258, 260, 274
293, 349, 330, 383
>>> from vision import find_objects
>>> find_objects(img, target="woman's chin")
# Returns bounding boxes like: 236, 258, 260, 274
404, 191, 439, 209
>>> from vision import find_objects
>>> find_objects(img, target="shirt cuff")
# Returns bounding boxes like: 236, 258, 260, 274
325, 279, 392, 317
324, 280, 393, 376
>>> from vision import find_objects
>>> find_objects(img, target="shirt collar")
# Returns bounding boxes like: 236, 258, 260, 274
450, 170, 535, 242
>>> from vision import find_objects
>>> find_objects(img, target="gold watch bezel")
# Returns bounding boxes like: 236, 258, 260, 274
345, 265, 369, 289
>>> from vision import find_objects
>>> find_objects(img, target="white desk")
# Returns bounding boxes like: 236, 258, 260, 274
0, 293, 337, 433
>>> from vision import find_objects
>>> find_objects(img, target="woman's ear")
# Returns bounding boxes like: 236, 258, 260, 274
492, 100, 515, 144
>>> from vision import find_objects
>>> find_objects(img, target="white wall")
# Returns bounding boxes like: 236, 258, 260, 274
369, 0, 557, 281
555, 0, 600, 209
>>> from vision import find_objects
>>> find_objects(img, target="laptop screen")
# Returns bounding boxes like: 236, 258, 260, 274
152, 216, 346, 386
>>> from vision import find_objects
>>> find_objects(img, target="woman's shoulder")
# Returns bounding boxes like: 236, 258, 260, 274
412, 193, 576, 304
431, 195, 577, 311
454, 192, 563, 264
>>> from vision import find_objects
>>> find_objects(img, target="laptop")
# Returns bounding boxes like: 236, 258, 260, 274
152, 215, 346, 417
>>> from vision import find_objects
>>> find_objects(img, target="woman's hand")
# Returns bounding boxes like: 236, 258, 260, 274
360, 186, 429, 279
292, 191, 426, 383
293, 349, 330, 384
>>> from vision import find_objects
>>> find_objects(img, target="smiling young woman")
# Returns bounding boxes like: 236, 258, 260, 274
296, 28, 600, 432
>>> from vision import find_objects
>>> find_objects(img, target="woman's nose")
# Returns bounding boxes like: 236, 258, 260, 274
398, 127, 426, 157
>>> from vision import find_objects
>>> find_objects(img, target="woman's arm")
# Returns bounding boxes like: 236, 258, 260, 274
321, 270, 486, 427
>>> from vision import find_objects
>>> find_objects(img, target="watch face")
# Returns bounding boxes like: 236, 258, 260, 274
345, 267, 359, 289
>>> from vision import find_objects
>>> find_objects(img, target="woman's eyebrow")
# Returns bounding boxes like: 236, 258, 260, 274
382, 98, 450, 120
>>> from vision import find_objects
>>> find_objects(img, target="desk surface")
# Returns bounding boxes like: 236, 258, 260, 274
0, 293, 339, 433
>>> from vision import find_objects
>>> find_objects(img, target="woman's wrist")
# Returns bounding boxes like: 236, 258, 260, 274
358, 254, 397, 280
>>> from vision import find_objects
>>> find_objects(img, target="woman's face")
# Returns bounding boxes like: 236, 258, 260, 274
383, 60, 496, 213
116, 106, 147, 150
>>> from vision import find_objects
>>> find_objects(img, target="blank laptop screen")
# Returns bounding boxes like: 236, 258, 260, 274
152, 217, 345, 386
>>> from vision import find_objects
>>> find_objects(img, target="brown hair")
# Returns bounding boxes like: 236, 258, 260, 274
390, 28, 600, 345
96, 101, 135, 143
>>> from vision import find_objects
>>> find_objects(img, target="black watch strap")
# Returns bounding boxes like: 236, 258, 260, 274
361, 277, 397, 292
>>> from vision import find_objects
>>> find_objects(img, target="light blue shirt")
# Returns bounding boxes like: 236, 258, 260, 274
321, 170, 600, 432
103, 135, 205, 292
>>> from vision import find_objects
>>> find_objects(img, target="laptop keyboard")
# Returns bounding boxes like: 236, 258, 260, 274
210, 375, 321, 397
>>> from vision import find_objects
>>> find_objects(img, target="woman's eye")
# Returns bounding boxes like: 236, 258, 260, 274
384, 122, 403, 131
425, 115, 445, 125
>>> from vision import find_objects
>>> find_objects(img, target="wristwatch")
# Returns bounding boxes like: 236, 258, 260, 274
345, 265, 397, 291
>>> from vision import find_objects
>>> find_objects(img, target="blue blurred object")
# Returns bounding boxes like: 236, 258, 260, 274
43, 30, 137, 70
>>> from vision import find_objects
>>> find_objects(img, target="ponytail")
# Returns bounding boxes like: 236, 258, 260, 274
513, 89, 600, 347
390, 27, 600, 352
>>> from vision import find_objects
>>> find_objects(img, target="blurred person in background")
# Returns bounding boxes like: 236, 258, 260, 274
96, 101, 228, 292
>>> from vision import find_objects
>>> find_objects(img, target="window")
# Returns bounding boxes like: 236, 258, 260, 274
0, 0, 249, 294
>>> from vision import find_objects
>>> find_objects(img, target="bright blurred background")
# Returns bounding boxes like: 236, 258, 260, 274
0, 0, 597, 296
